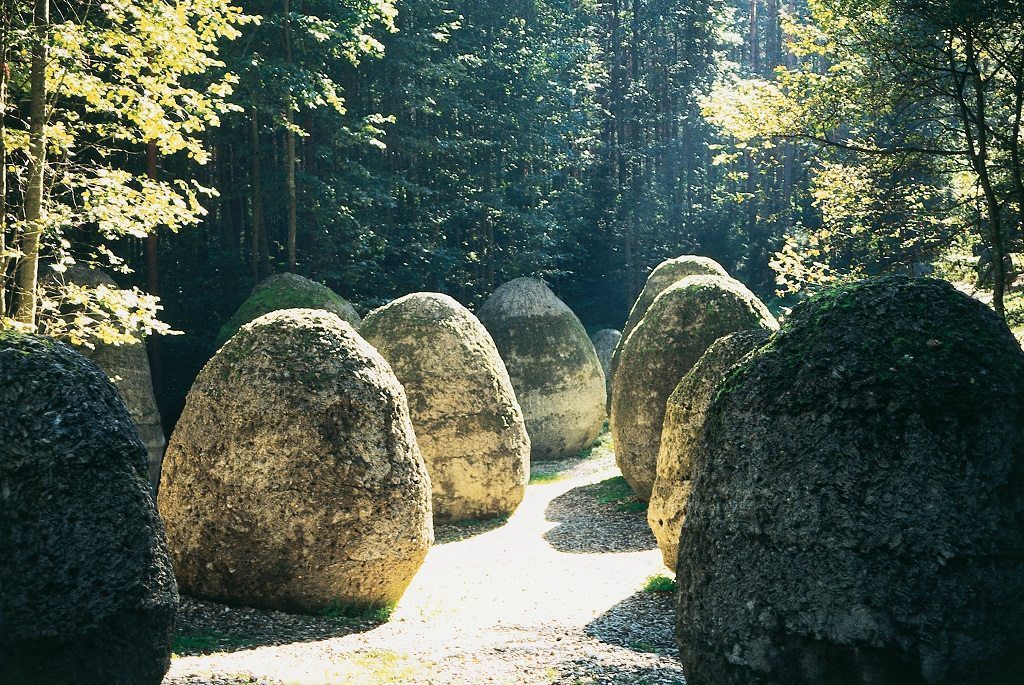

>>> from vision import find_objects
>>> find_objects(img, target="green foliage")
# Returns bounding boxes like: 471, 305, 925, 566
593, 476, 647, 513
214, 276, 355, 346
529, 471, 566, 485
704, 0, 1024, 302
642, 574, 677, 593
319, 599, 395, 623
171, 629, 259, 656
0, 0, 252, 340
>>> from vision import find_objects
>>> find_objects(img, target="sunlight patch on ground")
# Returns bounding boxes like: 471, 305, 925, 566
165, 434, 667, 683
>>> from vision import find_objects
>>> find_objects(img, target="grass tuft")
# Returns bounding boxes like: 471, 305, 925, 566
529, 470, 565, 484
592, 475, 647, 513
171, 630, 259, 656
642, 573, 677, 593
319, 599, 395, 623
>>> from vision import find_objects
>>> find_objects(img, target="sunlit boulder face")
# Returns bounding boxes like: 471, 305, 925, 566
361, 293, 530, 521
0, 333, 178, 685
215, 272, 360, 347
590, 328, 621, 397
676, 277, 1024, 685
159, 309, 432, 612
648, 329, 770, 570
477, 277, 606, 461
611, 275, 776, 501
608, 256, 729, 407
49, 264, 166, 489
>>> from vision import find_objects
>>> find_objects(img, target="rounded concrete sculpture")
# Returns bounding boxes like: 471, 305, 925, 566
159, 309, 432, 612
53, 264, 166, 489
611, 274, 776, 501
361, 293, 530, 521
215, 272, 361, 347
477, 277, 606, 460
676, 277, 1024, 685
0, 333, 178, 685
608, 256, 729, 405
590, 328, 621, 397
648, 329, 770, 570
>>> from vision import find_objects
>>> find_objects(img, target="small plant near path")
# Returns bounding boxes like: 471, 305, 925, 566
642, 574, 677, 593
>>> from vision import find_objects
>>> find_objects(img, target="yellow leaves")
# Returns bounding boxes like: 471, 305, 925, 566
39, 273, 181, 349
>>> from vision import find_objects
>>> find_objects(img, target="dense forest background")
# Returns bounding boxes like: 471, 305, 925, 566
2, 0, 1022, 424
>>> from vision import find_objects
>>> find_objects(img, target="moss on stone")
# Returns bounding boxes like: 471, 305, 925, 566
676, 275, 1024, 684
361, 292, 530, 521
611, 274, 777, 501
215, 273, 360, 348
477, 277, 606, 461
609, 256, 729, 409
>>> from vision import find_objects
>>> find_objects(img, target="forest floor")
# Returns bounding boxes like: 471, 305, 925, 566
163, 434, 687, 685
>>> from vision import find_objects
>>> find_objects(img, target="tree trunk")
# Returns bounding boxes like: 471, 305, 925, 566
0, 1, 10, 318
145, 140, 164, 397
250, 112, 266, 280
952, 32, 1006, 315
285, 108, 297, 272
283, 0, 297, 272
13, 0, 48, 325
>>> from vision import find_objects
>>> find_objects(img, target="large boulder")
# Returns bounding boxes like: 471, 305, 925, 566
609, 256, 729, 402
611, 274, 776, 500
215, 272, 361, 347
361, 293, 530, 521
477, 277, 606, 460
159, 309, 432, 612
51, 264, 166, 489
676, 277, 1024, 685
0, 332, 178, 685
590, 328, 621, 397
648, 329, 770, 570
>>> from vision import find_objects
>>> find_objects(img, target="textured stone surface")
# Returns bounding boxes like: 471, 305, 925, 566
590, 328, 620, 397
361, 293, 530, 521
676, 277, 1024, 685
0, 333, 178, 685
159, 309, 432, 612
215, 273, 361, 347
648, 329, 769, 569
477, 277, 606, 460
611, 274, 776, 500
608, 256, 729, 408
55, 264, 166, 488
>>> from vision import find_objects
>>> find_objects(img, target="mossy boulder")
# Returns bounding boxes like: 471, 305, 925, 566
477, 277, 606, 460
53, 264, 166, 489
215, 273, 360, 347
648, 329, 770, 570
158, 309, 432, 612
609, 256, 729, 406
361, 293, 530, 521
676, 277, 1024, 685
611, 275, 776, 500
590, 328, 621, 397
0, 333, 178, 684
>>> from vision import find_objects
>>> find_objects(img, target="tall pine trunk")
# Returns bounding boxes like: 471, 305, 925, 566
250, 112, 266, 280
283, 0, 298, 272
14, 0, 48, 325
0, 0, 11, 317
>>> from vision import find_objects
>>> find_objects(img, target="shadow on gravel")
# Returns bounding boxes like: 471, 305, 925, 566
543, 476, 657, 553
434, 514, 511, 544
585, 587, 679, 655
551, 661, 688, 685
171, 597, 385, 656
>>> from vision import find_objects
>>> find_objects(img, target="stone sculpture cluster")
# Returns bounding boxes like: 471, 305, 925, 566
8, 262, 1023, 685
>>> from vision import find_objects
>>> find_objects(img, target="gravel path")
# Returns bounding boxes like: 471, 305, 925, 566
164, 437, 687, 684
